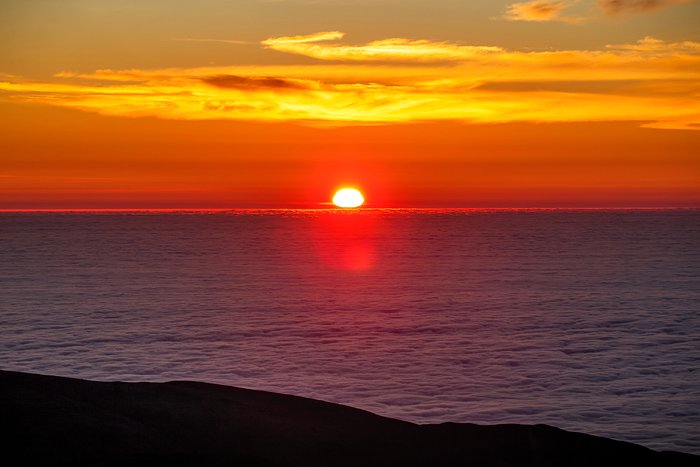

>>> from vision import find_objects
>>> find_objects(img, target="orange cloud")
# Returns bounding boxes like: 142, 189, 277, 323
262, 31, 503, 62
1, 34, 698, 129
606, 36, 700, 53
202, 75, 312, 91
504, 1, 581, 23
598, 0, 693, 15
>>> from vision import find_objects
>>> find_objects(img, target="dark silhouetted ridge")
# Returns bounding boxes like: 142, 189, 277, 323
2, 370, 696, 466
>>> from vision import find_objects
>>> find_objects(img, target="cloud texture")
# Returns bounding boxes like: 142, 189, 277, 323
1, 34, 699, 129
598, 0, 693, 15
504, 1, 580, 22
262, 31, 503, 62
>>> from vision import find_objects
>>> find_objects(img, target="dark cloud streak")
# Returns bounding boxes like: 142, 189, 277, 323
202, 75, 310, 91
598, 0, 692, 15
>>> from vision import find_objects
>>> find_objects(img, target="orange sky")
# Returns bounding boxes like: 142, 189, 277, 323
1, 0, 699, 208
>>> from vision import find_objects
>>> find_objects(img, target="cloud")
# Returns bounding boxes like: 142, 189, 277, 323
598, 0, 693, 15
262, 31, 503, 62
606, 36, 700, 52
1, 33, 699, 130
201, 75, 312, 91
504, 1, 581, 22
477, 79, 669, 94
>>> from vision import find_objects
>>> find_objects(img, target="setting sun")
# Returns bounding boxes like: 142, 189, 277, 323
3, 1, 700, 463
332, 188, 365, 208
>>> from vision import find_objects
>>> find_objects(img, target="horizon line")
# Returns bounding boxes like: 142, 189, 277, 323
1, 206, 698, 213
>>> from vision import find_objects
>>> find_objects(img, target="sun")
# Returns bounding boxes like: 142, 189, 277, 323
332, 188, 365, 208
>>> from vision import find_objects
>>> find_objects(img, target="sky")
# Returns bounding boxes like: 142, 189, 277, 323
1, 0, 699, 208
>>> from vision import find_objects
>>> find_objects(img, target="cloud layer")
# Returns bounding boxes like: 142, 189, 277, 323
504, 1, 580, 22
1, 34, 698, 129
262, 31, 503, 62
598, 0, 693, 15
502, 0, 694, 21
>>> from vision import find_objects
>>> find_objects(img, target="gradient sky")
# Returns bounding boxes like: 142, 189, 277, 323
1, 0, 699, 208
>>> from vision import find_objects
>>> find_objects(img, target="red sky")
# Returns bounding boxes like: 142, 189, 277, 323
2, 101, 697, 208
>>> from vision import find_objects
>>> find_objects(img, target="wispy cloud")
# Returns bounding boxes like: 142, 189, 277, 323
1, 34, 699, 130
598, 0, 693, 15
201, 75, 313, 91
504, 1, 582, 23
262, 31, 503, 62
606, 36, 700, 52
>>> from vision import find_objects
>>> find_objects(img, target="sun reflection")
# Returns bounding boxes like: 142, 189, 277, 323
312, 211, 376, 271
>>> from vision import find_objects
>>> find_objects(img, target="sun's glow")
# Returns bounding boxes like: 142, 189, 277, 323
332, 188, 365, 208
